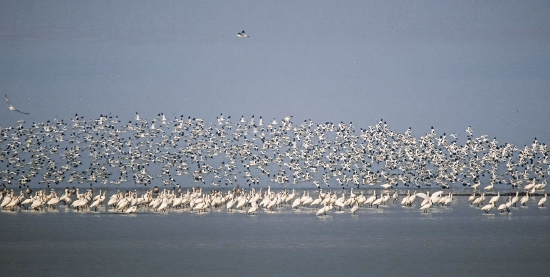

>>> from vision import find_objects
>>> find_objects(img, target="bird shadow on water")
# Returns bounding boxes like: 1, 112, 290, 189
481, 213, 496, 221
419, 213, 434, 220
363, 208, 386, 214
316, 215, 334, 221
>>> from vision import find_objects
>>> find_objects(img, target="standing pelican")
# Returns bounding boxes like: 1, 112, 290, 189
481, 202, 494, 213
538, 194, 547, 207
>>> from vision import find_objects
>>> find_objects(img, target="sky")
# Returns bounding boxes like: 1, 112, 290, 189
1, 0, 549, 147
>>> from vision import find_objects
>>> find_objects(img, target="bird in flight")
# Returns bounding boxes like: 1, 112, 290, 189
5, 95, 29, 114
236, 30, 249, 38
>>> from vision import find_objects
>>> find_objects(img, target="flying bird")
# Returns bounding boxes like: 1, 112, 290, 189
236, 30, 249, 38
5, 95, 29, 114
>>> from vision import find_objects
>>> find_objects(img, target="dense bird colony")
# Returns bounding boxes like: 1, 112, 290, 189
0, 114, 548, 215
0, 185, 547, 215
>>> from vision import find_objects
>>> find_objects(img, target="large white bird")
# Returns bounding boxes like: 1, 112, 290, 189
538, 194, 546, 207
5, 95, 29, 114
481, 202, 494, 213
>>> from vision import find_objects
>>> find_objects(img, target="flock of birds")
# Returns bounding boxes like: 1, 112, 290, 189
2, 30, 546, 216
0, 185, 547, 215
1, 112, 548, 192
0, 107, 548, 215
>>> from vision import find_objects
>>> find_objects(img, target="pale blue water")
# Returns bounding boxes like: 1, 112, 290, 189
1, 190, 549, 276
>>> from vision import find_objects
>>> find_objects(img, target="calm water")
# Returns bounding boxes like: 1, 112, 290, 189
1, 190, 549, 276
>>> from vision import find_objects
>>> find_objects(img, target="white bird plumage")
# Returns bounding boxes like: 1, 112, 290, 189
5, 94, 29, 114
236, 30, 249, 38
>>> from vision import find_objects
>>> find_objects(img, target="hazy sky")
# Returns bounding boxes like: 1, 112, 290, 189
1, 1, 549, 146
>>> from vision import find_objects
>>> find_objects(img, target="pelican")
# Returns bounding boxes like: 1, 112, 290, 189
488, 192, 500, 206
392, 190, 398, 203
497, 196, 510, 213
247, 203, 258, 215
520, 192, 529, 206
483, 182, 494, 191
511, 192, 519, 207
538, 194, 546, 207
291, 197, 301, 209
316, 204, 333, 216
125, 205, 138, 213
380, 183, 392, 190
481, 202, 495, 213
468, 192, 476, 203
372, 196, 383, 208
420, 200, 432, 213
350, 202, 359, 214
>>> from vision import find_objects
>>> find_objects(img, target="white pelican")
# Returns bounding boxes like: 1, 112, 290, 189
473, 193, 485, 206
372, 196, 383, 208
350, 202, 359, 214
468, 192, 476, 203
316, 205, 327, 216
247, 203, 258, 215
420, 200, 432, 213
488, 192, 500, 206
483, 182, 494, 191
481, 202, 494, 213
520, 192, 529, 206
316, 204, 333, 216
380, 183, 392, 190
125, 205, 138, 213
498, 196, 512, 213
538, 194, 546, 207
291, 198, 301, 209
511, 192, 519, 207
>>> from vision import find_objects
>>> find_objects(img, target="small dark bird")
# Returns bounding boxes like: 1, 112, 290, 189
236, 30, 249, 38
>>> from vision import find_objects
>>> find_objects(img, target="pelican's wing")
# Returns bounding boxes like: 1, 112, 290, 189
5, 95, 12, 107
416, 193, 428, 200
430, 191, 444, 202
5, 95, 29, 114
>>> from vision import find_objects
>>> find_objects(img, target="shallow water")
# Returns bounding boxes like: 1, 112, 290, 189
1, 189, 549, 277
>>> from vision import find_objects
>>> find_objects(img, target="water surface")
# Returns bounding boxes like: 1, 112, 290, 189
1, 193, 549, 276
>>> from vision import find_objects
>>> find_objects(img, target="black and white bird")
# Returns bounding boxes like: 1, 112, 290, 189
5, 95, 29, 114
236, 30, 249, 38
